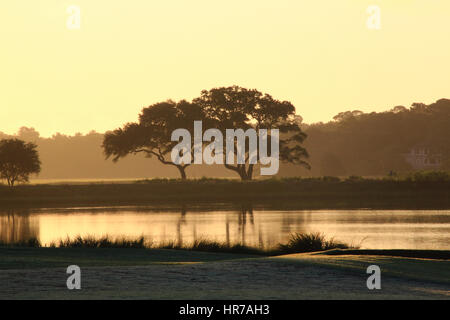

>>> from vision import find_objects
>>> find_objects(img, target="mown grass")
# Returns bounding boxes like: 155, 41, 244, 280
0, 233, 356, 255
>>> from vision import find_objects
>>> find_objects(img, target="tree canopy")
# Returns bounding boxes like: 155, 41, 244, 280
194, 86, 309, 180
0, 139, 41, 187
103, 100, 208, 180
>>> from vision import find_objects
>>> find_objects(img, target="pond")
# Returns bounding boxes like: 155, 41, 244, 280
1, 206, 449, 250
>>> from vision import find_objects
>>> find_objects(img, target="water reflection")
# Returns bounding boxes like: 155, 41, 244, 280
0, 209, 39, 243
0, 206, 449, 250
174, 204, 255, 246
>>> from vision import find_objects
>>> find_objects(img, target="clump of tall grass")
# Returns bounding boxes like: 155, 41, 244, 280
50, 235, 149, 249
277, 232, 351, 254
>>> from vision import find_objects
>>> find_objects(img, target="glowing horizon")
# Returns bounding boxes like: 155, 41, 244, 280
1, 0, 449, 137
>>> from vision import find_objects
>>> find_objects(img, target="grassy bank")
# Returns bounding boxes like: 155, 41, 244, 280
0, 177, 449, 209
3, 233, 450, 260
0, 233, 354, 256
1, 234, 449, 272
0, 244, 448, 272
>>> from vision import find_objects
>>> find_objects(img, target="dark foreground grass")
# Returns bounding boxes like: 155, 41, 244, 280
0, 247, 257, 270
1, 176, 449, 209
1, 236, 448, 274
0, 233, 354, 256
159, 239, 266, 255
320, 249, 450, 260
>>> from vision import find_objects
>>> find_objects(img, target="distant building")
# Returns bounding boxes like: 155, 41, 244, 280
404, 145, 442, 170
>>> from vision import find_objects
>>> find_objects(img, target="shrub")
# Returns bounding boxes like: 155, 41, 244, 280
52, 235, 148, 249
406, 170, 450, 182
345, 175, 365, 182
278, 232, 350, 254
321, 176, 341, 182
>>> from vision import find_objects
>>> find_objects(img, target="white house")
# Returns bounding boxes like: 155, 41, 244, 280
404, 146, 442, 170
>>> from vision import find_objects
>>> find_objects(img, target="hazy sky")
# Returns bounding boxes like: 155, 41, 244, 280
1, 1, 449, 137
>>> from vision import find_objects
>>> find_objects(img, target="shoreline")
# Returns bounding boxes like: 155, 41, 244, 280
1, 179, 449, 209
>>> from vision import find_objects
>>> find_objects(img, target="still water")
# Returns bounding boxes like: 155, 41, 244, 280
1, 206, 449, 250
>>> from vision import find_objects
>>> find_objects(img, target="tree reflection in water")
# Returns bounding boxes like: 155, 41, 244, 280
0, 209, 39, 244
237, 204, 255, 245
174, 203, 256, 246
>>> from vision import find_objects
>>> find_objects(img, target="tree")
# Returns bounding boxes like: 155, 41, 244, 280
0, 139, 41, 187
332, 110, 364, 122
102, 100, 207, 180
17, 127, 40, 141
194, 86, 310, 180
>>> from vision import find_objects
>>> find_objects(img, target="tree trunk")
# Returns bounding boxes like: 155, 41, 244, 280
238, 169, 248, 181
246, 164, 254, 181
7, 178, 14, 187
176, 165, 187, 180
224, 164, 253, 181
239, 165, 254, 181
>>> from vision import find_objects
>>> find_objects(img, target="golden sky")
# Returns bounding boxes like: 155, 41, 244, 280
1, 1, 449, 137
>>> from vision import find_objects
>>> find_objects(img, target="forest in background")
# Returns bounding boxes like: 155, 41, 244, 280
1, 98, 449, 180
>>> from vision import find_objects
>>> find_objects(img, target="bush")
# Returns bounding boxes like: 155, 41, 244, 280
321, 176, 341, 182
278, 232, 350, 254
406, 171, 450, 182
345, 175, 365, 182
52, 235, 148, 248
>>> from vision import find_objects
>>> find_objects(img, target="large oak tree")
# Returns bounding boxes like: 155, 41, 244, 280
193, 86, 310, 180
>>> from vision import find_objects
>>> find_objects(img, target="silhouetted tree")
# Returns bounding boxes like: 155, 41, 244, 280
0, 139, 41, 187
102, 100, 207, 180
194, 86, 309, 180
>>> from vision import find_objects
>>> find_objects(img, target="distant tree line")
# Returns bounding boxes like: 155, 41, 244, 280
288, 98, 450, 177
